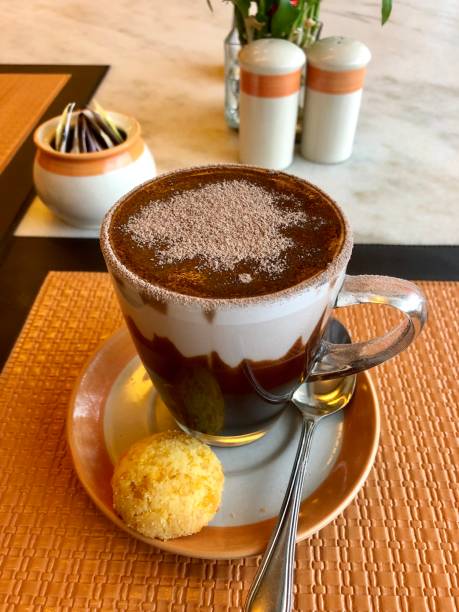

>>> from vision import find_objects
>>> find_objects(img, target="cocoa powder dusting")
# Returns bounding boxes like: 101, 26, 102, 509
124, 181, 306, 275
103, 165, 351, 302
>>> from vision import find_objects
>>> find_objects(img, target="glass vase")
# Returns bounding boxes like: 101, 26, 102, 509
224, 25, 241, 129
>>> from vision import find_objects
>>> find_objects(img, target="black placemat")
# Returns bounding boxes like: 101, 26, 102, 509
0, 237, 457, 370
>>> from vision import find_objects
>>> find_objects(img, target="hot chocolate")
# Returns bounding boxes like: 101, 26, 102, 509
108, 166, 344, 300
101, 165, 352, 444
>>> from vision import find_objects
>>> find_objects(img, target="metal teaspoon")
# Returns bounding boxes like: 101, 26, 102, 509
245, 321, 356, 612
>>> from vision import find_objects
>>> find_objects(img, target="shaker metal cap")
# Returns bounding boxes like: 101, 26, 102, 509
239, 39, 305, 75
306, 36, 371, 72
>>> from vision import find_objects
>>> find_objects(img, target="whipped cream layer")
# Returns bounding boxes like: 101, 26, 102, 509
112, 268, 346, 367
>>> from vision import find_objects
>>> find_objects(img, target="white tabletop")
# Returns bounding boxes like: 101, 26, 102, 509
8, 0, 459, 244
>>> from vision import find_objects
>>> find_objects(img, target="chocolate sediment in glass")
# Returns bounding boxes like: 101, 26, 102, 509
126, 314, 324, 436
107, 166, 345, 300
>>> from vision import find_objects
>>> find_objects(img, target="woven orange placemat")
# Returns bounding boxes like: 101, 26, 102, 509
0, 273, 458, 611
0, 73, 69, 173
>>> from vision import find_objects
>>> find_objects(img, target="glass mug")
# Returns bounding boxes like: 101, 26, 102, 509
100, 165, 427, 446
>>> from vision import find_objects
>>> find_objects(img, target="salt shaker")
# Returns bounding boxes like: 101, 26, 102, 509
239, 39, 305, 170
301, 36, 371, 163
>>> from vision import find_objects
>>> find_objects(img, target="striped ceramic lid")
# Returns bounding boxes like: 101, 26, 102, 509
239, 38, 305, 75
306, 36, 371, 72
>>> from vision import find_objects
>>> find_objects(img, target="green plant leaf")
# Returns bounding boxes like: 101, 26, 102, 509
255, 0, 266, 18
230, 0, 252, 44
291, 0, 305, 30
381, 0, 392, 25
232, 0, 251, 18
271, 0, 300, 38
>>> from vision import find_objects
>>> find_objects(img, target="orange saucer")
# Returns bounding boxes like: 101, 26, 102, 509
67, 327, 380, 559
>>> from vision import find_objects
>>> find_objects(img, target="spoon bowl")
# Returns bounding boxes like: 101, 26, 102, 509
296, 372, 357, 416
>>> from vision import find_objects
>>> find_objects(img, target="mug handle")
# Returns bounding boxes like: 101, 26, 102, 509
308, 275, 428, 381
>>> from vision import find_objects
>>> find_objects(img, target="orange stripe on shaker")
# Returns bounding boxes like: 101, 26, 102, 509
240, 69, 302, 98
306, 65, 366, 94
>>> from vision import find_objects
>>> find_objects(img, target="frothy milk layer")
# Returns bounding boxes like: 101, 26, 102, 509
113, 272, 345, 366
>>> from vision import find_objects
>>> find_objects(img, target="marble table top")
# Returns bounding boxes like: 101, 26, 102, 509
6, 0, 459, 244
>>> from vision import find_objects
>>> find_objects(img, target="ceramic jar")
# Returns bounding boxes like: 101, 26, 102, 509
301, 36, 371, 163
239, 39, 305, 170
33, 111, 156, 228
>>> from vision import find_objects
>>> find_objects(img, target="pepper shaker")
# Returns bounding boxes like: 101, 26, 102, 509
239, 39, 305, 170
301, 36, 371, 163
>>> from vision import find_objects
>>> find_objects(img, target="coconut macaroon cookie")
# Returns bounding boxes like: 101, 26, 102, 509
112, 431, 224, 540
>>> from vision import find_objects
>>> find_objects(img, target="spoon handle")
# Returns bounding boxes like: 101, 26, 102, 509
245, 415, 317, 612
